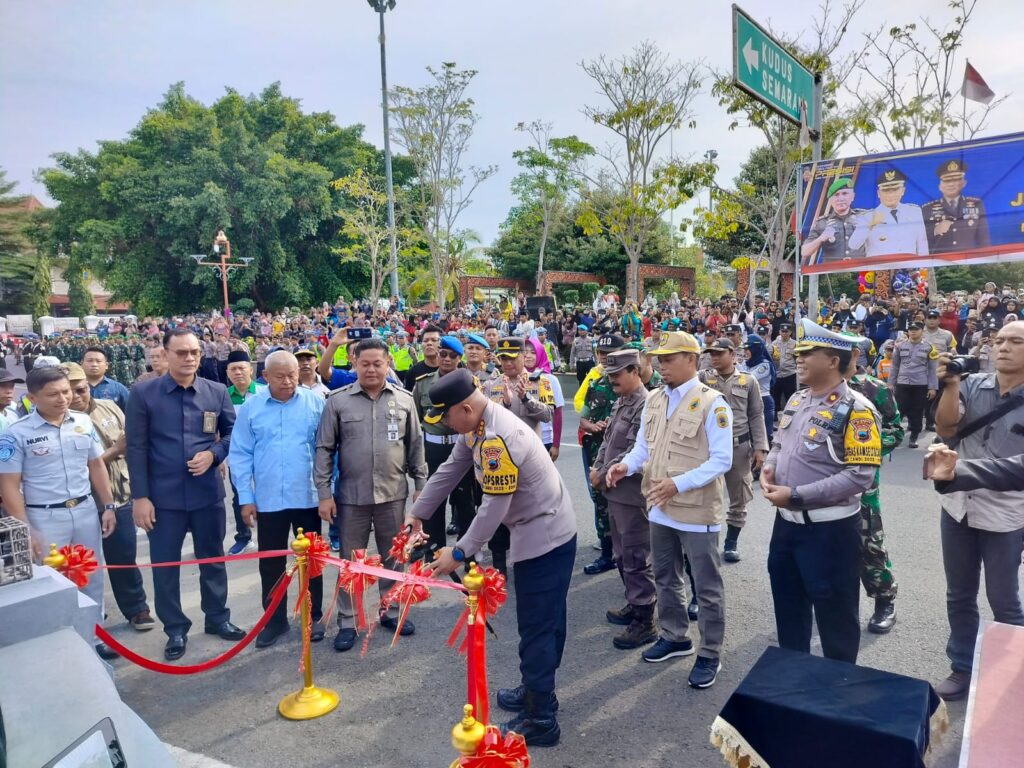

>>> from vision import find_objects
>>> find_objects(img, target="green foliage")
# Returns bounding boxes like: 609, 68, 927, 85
65, 262, 94, 317
0, 168, 51, 315
38, 82, 390, 314
31, 253, 52, 318
233, 297, 256, 313
934, 264, 1024, 294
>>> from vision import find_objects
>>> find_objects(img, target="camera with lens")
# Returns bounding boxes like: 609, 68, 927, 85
946, 355, 981, 376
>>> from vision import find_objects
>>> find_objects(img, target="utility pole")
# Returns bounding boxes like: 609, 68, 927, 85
801, 75, 824, 316
190, 231, 253, 315
370, 0, 400, 301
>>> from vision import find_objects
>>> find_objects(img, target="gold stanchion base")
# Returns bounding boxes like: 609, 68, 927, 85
278, 685, 340, 720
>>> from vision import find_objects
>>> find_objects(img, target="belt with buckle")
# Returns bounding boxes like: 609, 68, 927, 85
733, 431, 751, 445
424, 433, 459, 445
26, 495, 89, 510
776, 504, 859, 525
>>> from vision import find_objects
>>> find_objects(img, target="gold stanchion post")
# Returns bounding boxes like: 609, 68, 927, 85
449, 563, 487, 767
449, 704, 486, 768
278, 529, 339, 720
43, 543, 67, 570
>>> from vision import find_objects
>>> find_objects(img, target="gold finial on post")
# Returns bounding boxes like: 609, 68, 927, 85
449, 704, 486, 767
278, 528, 340, 721
43, 544, 66, 570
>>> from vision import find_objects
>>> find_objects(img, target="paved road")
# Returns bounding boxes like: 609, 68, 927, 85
7, 358, 978, 767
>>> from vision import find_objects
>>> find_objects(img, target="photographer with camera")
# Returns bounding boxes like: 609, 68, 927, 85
930, 320, 1024, 701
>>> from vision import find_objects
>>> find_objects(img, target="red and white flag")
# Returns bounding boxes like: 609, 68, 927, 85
961, 62, 995, 105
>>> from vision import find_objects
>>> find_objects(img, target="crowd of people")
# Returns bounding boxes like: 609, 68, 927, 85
0, 278, 1022, 748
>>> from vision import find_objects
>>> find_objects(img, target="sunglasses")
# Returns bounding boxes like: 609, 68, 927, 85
437, 350, 461, 360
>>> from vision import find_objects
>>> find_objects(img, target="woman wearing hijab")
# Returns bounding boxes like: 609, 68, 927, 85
524, 336, 564, 461
740, 334, 776, 443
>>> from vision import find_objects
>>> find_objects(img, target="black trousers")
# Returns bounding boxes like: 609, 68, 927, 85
514, 535, 577, 695
148, 502, 230, 637
575, 359, 595, 384
895, 384, 929, 438
773, 374, 797, 414
257, 508, 323, 628
767, 512, 861, 664
100, 502, 149, 620
423, 440, 476, 551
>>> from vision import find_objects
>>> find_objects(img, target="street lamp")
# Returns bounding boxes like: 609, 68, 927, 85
368, 0, 400, 301
189, 230, 254, 315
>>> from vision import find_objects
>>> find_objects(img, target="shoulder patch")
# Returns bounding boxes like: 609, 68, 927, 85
0, 434, 16, 462
844, 408, 882, 466
928, 346, 940, 360
688, 397, 701, 412
480, 436, 518, 495
715, 406, 730, 429
414, 372, 433, 382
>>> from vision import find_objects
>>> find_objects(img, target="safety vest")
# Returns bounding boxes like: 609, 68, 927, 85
877, 358, 892, 381
390, 344, 414, 372
333, 344, 349, 369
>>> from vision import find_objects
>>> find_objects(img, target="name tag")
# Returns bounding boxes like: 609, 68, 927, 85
203, 411, 217, 434
387, 420, 400, 442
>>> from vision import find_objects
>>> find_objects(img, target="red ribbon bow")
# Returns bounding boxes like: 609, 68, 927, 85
447, 567, 507, 654
381, 560, 431, 646
388, 529, 411, 563
58, 544, 99, 589
460, 725, 530, 768
337, 550, 382, 632
304, 532, 331, 581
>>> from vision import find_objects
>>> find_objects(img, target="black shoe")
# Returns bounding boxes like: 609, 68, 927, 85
496, 684, 559, 713
491, 551, 508, 579
688, 655, 722, 689
447, 521, 458, 536
255, 623, 289, 648
642, 636, 695, 663
867, 601, 897, 634
606, 603, 636, 626
204, 621, 246, 641
333, 628, 357, 652
723, 539, 741, 563
164, 634, 187, 661
379, 615, 415, 636
310, 619, 326, 643
909, 435, 919, 449
583, 555, 615, 575
500, 691, 560, 748
687, 597, 700, 621
95, 642, 119, 661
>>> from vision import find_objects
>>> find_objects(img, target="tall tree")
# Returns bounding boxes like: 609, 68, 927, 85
0, 168, 52, 316
389, 63, 496, 310
576, 41, 707, 302
510, 121, 593, 293
38, 83, 386, 314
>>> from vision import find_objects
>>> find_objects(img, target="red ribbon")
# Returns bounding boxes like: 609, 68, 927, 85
337, 549, 382, 632
57, 544, 99, 588
388, 529, 411, 563
448, 568, 506, 725
305, 532, 331, 581
381, 560, 431, 647
460, 725, 530, 768
94, 570, 293, 675
447, 568, 507, 654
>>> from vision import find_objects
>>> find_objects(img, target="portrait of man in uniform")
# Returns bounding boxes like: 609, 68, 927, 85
923, 159, 991, 254
801, 177, 866, 265
848, 168, 929, 258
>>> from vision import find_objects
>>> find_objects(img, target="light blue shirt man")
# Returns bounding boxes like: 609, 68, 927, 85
228, 386, 325, 512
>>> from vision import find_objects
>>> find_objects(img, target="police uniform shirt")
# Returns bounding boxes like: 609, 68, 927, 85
922, 327, 956, 354
699, 369, 769, 451
767, 383, 880, 509
923, 195, 990, 254
889, 340, 939, 389
805, 210, 866, 263
0, 410, 103, 504
591, 386, 649, 506
848, 203, 929, 257
483, 373, 553, 436
771, 337, 798, 378
410, 400, 576, 564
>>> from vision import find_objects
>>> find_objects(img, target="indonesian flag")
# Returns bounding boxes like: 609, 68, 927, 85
961, 62, 995, 105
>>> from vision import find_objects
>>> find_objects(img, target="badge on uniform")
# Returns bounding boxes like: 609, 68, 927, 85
203, 411, 217, 434
387, 420, 400, 441
688, 397, 700, 412
0, 436, 16, 462
778, 414, 792, 429
715, 406, 730, 429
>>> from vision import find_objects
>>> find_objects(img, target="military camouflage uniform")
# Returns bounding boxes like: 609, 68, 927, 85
580, 372, 617, 545
850, 372, 903, 602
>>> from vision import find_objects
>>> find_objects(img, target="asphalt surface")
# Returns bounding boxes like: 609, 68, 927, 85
8, 359, 980, 767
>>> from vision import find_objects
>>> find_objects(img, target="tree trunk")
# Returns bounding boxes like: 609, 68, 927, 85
535, 217, 550, 296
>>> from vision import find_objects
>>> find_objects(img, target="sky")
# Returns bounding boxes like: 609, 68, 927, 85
2, 0, 1022, 248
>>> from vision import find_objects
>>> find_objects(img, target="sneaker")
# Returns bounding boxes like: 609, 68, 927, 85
95, 642, 119, 661
606, 603, 636, 626
642, 637, 695, 663
583, 555, 615, 575
934, 671, 971, 701
688, 656, 722, 689
687, 597, 700, 621
867, 600, 897, 634
329, 536, 340, 553
311, 619, 326, 642
723, 539, 741, 563
333, 628, 357, 652
228, 539, 255, 556
129, 610, 156, 632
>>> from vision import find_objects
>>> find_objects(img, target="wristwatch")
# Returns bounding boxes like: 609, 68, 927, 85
788, 489, 803, 508
520, 393, 530, 403
451, 545, 466, 563
103, 503, 117, 511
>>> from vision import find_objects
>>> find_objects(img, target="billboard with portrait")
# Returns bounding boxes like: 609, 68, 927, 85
798, 132, 1024, 275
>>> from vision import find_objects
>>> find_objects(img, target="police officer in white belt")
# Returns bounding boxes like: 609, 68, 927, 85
0, 367, 118, 658
407, 369, 576, 748
761, 319, 882, 664
606, 331, 733, 690
699, 338, 769, 562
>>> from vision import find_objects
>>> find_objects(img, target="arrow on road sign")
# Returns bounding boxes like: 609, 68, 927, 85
742, 38, 759, 73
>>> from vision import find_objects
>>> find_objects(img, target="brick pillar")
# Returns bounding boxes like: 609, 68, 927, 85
781, 273, 795, 300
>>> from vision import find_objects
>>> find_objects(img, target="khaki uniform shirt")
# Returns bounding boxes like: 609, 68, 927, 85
409, 401, 576, 564
314, 380, 427, 505
923, 327, 957, 354
699, 369, 770, 452
890, 340, 939, 388
771, 337, 798, 378
86, 398, 131, 507
483, 373, 553, 436
592, 387, 649, 506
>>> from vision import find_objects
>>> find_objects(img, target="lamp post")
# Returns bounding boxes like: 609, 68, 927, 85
368, 0, 400, 301
189, 231, 253, 315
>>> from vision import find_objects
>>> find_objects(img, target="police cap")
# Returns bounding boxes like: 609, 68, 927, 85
495, 337, 523, 358
604, 349, 639, 374
465, 333, 489, 349
724, 324, 744, 335
706, 338, 736, 352
596, 334, 626, 352
440, 335, 464, 356
424, 368, 478, 425
937, 159, 967, 179
877, 167, 908, 189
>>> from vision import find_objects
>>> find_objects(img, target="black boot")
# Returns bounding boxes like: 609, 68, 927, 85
501, 690, 560, 747
491, 550, 508, 578
496, 684, 559, 713
867, 599, 897, 634
723, 525, 741, 563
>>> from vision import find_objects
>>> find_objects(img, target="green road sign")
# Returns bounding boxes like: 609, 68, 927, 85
732, 5, 816, 127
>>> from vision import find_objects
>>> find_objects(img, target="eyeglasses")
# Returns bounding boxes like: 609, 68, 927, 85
172, 349, 202, 358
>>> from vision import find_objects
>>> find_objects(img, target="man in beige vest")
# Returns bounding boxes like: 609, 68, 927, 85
606, 331, 733, 689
